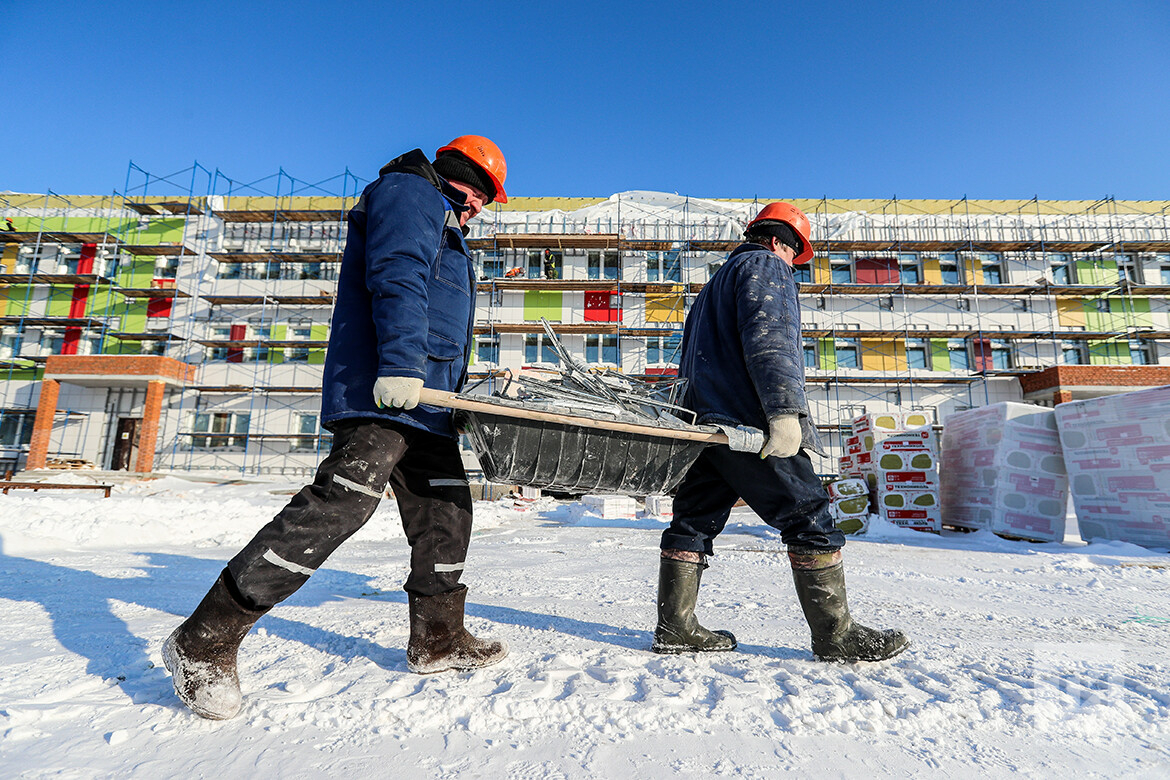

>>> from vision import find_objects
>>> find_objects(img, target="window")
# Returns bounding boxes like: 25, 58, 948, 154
707, 262, 723, 279
585, 334, 619, 365
217, 262, 243, 279
529, 249, 561, 280
898, 253, 921, 284
1062, 341, 1086, 365
835, 339, 859, 368
154, 257, 180, 279
524, 335, 558, 365
477, 336, 499, 365
906, 338, 928, 369
262, 261, 281, 280
1049, 253, 1071, 285
1116, 255, 1140, 284
190, 412, 250, 449
0, 332, 20, 359
587, 250, 620, 280
140, 340, 166, 356
292, 414, 323, 451
979, 252, 1004, 285
792, 264, 812, 284
803, 339, 818, 369
297, 262, 322, 280
1130, 339, 1152, 365
646, 334, 682, 365
206, 325, 232, 361
947, 340, 970, 371
829, 252, 852, 284
480, 253, 505, 279
939, 253, 961, 285
0, 411, 35, 447
990, 340, 1012, 370
647, 250, 682, 283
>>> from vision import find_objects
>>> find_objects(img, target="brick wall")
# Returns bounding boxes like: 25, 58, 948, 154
44, 355, 196, 384
1019, 365, 1170, 394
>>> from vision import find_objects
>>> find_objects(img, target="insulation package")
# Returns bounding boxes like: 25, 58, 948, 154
940, 402, 1068, 542
1056, 386, 1170, 549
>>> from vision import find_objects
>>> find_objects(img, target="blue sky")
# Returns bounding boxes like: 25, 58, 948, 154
3, 1, 1168, 199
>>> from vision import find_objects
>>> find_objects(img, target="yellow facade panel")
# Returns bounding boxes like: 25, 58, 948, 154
922, 257, 942, 285
1055, 299, 1086, 327
860, 339, 906, 372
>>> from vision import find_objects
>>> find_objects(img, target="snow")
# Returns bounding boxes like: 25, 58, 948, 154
2, 477, 1169, 777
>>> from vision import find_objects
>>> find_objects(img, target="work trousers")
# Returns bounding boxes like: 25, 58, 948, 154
227, 419, 473, 609
661, 446, 845, 556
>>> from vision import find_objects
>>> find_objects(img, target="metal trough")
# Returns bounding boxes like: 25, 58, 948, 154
456, 408, 710, 495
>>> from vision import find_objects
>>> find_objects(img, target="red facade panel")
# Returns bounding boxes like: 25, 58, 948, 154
855, 257, 899, 284
584, 291, 622, 322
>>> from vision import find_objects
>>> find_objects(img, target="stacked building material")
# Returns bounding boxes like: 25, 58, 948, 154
827, 478, 869, 534
849, 413, 941, 533
940, 403, 1068, 542
582, 494, 638, 519
1055, 386, 1170, 549
644, 495, 674, 518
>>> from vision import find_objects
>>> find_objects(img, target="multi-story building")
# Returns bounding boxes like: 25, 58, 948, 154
3, 182, 1169, 477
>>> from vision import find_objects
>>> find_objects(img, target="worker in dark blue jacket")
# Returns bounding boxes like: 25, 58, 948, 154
652, 202, 909, 664
164, 136, 510, 720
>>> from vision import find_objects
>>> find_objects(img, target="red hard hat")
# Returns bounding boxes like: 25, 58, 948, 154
746, 201, 814, 265
436, 135, 508, 203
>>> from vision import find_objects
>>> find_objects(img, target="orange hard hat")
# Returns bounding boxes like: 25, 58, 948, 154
746, 201, 814, 265
436, 135, 508, 203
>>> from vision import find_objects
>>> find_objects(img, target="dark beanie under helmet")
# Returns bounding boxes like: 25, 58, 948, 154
746, 220, 802, 254
432, 151, 496, 202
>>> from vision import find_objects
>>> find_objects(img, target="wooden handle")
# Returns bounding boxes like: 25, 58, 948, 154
419, 388, 729, 445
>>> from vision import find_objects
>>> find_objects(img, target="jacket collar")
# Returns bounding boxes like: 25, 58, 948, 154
379, 148, 472, 216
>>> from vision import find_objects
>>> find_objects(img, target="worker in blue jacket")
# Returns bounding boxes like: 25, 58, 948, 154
652, 202, 909, 663
164, 136, 510, 720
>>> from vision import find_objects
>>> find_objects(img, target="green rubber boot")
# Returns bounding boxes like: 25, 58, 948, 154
789, 549, 909, 663
651, 557, 737, 654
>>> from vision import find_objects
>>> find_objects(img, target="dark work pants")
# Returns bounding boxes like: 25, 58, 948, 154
662, 446, 845, 556
227, 419, 474, 609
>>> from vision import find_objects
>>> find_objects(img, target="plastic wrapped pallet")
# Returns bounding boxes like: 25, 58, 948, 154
940, 402, 1067, 542
871, 430, 941, 533
1055, 386, 1170, 549
582, 494, 637, 519
644, 494, 674, 518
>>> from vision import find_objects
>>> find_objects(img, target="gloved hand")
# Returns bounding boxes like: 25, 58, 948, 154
759, 414, 802, 459
373, 376, 424, 410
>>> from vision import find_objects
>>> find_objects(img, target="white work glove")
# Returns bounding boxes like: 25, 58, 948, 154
373, 376, 424, 410
759, 414, 802, 459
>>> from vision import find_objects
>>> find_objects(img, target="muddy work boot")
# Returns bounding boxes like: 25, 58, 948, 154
162, 570, 269, 720
789, 549, 909, 663
406, 586, 508, 674
651, 554, 737, 654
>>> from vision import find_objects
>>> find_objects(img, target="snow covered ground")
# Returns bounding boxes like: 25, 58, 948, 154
2, 476, 1169, 778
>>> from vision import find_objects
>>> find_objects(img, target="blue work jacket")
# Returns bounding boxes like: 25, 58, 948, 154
320, 150, 475, 437
679, 242, 825, 455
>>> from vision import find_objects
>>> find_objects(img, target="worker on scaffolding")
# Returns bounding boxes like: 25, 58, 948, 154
164, 136, 510, 720
650, 202, 909, 662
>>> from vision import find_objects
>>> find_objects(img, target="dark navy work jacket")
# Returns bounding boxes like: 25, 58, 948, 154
320, 150, 474, 437
679, 243, 825, 455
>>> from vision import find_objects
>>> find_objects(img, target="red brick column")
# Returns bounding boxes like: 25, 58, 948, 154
1053, 390, 1074, 406
26, 379, 60, 470
135, 380, 166, 474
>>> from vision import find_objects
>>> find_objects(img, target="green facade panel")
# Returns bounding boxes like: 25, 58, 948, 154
818, 339, 836, 371
1074, 259, 1119, 286
46, 286, 75, 317
269, 325, 287, 363
523, 291, 563, 321
930, 339, 951, 372
3, 286, 37, 316
308, 324, 329, 365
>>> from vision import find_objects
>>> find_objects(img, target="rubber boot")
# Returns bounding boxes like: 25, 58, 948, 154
651, 557, 737, 654
789, 550, 909, 662
162, 570, 269, 720
406, 586, 508, 673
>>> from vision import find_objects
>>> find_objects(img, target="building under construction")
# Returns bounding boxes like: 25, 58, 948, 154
3, 164, 1169, 477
